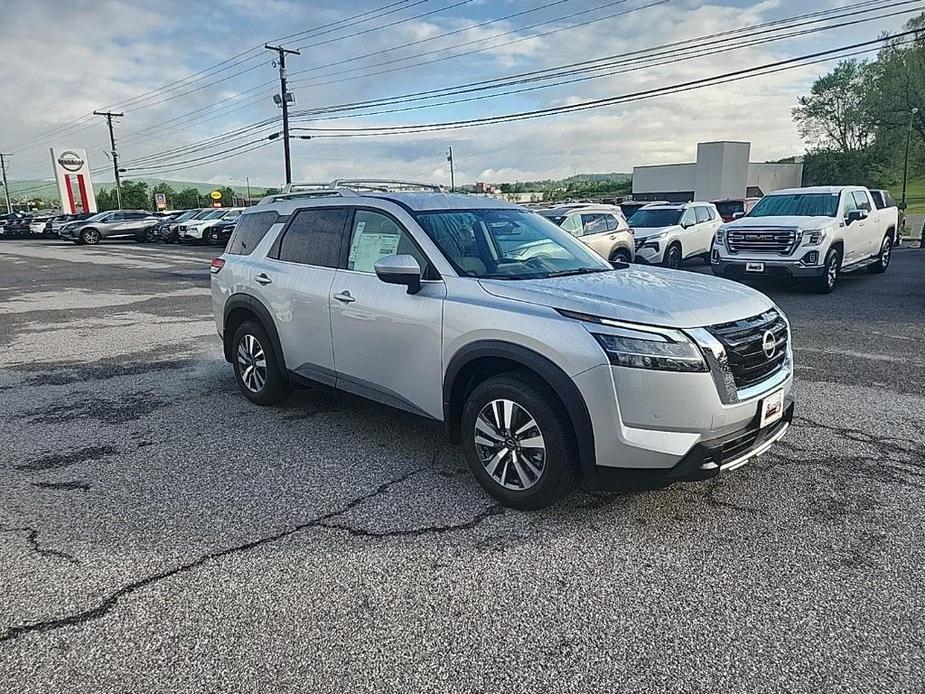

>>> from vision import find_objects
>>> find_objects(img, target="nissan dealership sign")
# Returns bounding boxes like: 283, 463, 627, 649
49, 147, 97, 214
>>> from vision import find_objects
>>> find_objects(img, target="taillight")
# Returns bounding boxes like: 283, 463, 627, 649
210, 258, 225, 274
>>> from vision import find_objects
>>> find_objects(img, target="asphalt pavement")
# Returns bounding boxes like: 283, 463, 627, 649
1, 239, 923, 693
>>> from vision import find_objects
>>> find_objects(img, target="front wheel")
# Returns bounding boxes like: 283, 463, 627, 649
80, 228, 101, 245
662, 243, 682, 270
867, 234, 892, 274
461, 372, 578, 510
812, 247, 840, 293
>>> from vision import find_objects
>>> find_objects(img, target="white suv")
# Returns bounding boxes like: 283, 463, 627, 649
629, 202, 722, 269
211, 181, 793, 509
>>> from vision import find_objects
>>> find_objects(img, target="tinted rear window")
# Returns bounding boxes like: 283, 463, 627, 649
275, 208, 348, 267
715, 201, 744, 216
226, 211, 279, 255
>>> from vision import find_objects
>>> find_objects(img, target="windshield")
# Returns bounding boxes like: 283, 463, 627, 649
537, 212, 566, 225
747, 193, 839, 218
175, 209, 200, 221
627, 209, 682, 228
415, 208, 611, 280
203, 209, 227, 220
193, 209, 214, 220
83, 212, 110, 222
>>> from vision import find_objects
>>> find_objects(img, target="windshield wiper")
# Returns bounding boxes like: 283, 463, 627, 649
542, 268, 612, 278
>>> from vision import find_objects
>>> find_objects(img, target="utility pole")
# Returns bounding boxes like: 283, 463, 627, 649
94, 110, 124, 209
266, 44, 301, 185
246, 176, 251, 206
901, 106, 918, 210
447, 146, 455, 192
0, 153, 12, 214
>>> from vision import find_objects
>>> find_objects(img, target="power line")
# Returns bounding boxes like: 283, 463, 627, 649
290, 2, 922, 124
293, 30, 923, 137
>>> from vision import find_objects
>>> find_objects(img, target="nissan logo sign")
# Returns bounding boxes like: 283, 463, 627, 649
57, 151, 85, 172
762, 330, 777, 359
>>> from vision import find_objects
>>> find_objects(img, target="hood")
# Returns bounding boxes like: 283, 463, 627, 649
478, 265, 774, 328
632, 224, 679, 239
725, 215, 834, 230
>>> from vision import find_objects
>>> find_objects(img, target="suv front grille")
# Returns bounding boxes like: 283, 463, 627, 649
707, 309, 788, 389
727, 228, 796, 255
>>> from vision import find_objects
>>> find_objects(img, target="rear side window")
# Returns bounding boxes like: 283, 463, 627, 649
852, 191, 872, 212
226, 211, 278, 255
580, 213, 609, 235
276, 208, 348, 267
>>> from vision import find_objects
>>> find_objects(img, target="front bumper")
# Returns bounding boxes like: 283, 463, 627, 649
634, 239, 665, 264
585, 399, 794, 489
712, 254, 824, 279
179, 226, 204, 240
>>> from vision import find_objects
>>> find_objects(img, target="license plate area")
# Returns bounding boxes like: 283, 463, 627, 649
759, 389, 785, 428
746, 262, 765, 273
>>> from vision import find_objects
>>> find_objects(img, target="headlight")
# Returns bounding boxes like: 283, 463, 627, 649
716, 227, 726, 244
803, 229, 826, 245
592, 327, 707, 372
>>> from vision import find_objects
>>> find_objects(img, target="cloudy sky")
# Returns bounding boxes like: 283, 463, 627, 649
0, 0, 916, 189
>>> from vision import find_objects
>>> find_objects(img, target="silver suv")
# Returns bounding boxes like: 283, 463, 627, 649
60, 209, 162, 244
211, 180, 794, 509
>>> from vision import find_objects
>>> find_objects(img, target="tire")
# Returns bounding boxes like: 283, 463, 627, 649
80, 228, 101, 245
867, 234, 892, 274
231, 320, 290, 405
461, 372, 578, 510
812, 247, 840, 294
143, 227, 159, 243
662, 243, 682, 270
609, 248, 632, 264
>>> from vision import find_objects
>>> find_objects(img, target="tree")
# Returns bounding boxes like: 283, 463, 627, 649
792, 60, 875, 153
173, 187, 203, 209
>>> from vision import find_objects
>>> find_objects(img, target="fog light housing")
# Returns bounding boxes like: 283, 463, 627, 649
802, 250, 819, 265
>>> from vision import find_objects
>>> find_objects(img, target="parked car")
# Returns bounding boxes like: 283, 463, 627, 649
206, 218, 237, 245
714, 198, 760, 223
158, 208, 207, 243
59, 210, 162, 245
712, 186, 899, 293
211, 183, 793, 510
868, 189, 902, 246
46, 213, 91, 238
1, 213, 34, 239
618, 200, 653, 219
536, 204, 634, 263
628, 202, 722, 269
179, 208, 244, 244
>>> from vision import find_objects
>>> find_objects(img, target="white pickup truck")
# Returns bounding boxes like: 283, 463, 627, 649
711, 186, 899, 293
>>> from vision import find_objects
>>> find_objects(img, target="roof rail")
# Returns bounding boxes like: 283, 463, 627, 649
330, 178, 444, 192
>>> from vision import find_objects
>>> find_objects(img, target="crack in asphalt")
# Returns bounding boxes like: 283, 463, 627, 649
0, 526, 79, 566
318, 503, 504, 538
0, 446, 502, 645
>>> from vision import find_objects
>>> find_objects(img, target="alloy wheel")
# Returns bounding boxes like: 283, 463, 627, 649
827, 253, 838, 288
236, 334, 267, 393
666, 246, 681, 269
474, 399, 546, 491
881, 238, 891, 268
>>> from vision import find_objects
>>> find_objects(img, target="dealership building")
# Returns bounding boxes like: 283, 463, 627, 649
631, 141, 803, 203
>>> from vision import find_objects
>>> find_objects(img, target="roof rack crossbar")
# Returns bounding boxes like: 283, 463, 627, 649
329, 178, 444, 192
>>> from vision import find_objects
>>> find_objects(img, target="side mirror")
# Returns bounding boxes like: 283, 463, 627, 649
733, 211, 745, 219
898, 201, 908, 210
374, 254, 422, 294
846, 209, 867, 224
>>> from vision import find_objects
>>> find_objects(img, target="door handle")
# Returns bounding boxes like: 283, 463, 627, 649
255, 273, 272, 285
333, 291, 356, 304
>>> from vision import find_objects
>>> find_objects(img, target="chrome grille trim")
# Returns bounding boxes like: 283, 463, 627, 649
726, 228, 798, 255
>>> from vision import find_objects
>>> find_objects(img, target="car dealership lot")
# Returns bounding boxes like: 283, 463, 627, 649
1, 240, 924, 692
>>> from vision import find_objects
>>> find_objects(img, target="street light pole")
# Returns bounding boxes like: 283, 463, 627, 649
246, 176, 251, 206
447, 146, 455, 192
266, 44, 301, 186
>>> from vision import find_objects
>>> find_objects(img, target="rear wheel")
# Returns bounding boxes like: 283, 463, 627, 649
812, 247, 840, 293
144, 227, 159, 243
867, 234, 892, 274
231, 320, 290, 405
461, 372, 578, 510
662, 243, 682, 270
609, 248, 632, 264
